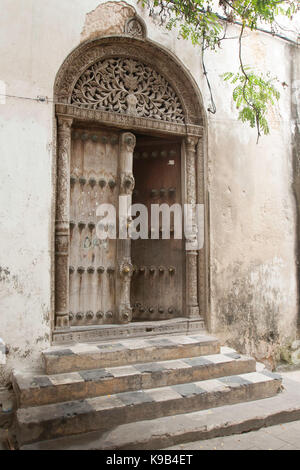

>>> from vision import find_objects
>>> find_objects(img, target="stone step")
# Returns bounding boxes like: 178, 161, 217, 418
16, 370, 281, 446
21, 372, 299, 451
42, 334, 220, 374
14, 352, 255, 407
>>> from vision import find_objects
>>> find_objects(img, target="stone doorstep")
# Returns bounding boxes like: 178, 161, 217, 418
52, 318, 206, 345
16, 371, 281, 446
13, 353, 256, 407
19, 376, 299, 451
42, 334, 220, 374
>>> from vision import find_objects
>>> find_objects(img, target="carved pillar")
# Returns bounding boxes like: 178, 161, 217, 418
196, 136, 206, 318
55, 116, 73, 328
116, 132, 136, 324
185, 136, 200, 318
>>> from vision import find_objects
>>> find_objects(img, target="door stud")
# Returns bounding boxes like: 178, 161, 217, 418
89, 178, 97, 188
108, 179, 116, 189
78, 221, 86, 230
79, 177, 87, 186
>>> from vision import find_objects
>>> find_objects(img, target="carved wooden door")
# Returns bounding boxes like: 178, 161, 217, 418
131, 139, 184, 321
69, 127, 135, 326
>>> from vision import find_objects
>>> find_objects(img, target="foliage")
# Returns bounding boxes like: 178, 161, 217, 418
140, 0, 299, 141
223, 68, 280, 140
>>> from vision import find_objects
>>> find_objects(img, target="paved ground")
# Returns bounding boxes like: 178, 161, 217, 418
166, 420, 300, 450
167, 370, 300, 450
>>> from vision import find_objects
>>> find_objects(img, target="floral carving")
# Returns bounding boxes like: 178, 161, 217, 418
125, 17, 146, 39
71, 58, 185, 123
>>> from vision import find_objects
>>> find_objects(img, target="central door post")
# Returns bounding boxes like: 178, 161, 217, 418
116, 132, 136, 324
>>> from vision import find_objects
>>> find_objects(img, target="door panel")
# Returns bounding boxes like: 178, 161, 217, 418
69, 128, 120, 326
131, 139, 183, 321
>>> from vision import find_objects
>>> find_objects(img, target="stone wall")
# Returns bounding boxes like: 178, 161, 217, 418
0, 0, 298, 385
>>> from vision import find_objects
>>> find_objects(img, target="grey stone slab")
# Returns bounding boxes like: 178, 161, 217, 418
96, 343, 125, 352
79, 369, 114, 382
56, 399, 94, 417
32, 376, 53, 388
172, 383, 205, 397
134, 362, 166, 373
219, 375, 252, 386
117, 390, 155, 406
147, 338, 175, 347
46, 349, 74, 357
224, 353, 242, 360
182, 357, 213, 367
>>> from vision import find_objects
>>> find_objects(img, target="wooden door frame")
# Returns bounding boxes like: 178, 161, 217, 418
52, 32, 209, 339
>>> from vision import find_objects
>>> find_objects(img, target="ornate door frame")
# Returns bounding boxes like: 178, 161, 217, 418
53, 30, 208, 333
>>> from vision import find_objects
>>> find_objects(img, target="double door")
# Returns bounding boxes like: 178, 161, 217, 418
68, 127, 183, 326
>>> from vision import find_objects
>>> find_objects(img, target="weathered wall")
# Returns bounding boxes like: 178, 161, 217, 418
206, 31, 299, 368
0, 0, 298, 384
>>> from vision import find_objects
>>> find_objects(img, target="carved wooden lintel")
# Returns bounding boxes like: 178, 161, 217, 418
55, 104, 203, 138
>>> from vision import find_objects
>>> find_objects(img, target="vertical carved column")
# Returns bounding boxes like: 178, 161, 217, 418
196, 136, 206, 319
55, 116, 73, 328
185, 136, 200, 318
116, 132, 136, 324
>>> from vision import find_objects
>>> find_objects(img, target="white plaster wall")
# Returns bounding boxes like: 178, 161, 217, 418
0, 0, 298, 383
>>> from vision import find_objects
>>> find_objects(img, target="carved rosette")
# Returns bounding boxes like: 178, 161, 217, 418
185, 136, 200, 318
125, 17, 147, 39
121, 173, 135, 194
55, 116, 73, 328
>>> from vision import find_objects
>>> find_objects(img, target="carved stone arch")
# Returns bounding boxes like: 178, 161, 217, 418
54, 36, 204, 126
53, 33, 209, 339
